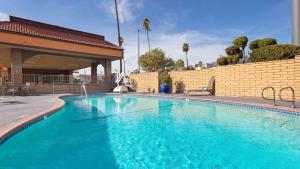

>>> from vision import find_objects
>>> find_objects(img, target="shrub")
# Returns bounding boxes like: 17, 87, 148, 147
233, 36, 248, 50
249, 39, 261, 50
159, 72, 171, 84
217, 56, 229, 66
175, 80, 185, 93
194, 61, 203, 68
227, 55, 240, 64
225, 45, 241, 56
248, 44, 300, 62
259, 38, 277, 48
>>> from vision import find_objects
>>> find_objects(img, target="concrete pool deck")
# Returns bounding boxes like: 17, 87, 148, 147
0, 93, 299, 143
0, 94, 65, 143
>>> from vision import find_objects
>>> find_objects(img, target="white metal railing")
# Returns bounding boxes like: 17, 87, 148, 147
0, 74, 106, 85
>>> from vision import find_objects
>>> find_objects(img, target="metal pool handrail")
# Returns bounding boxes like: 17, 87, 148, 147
262, 87, 276, 106
279, 87, 295, 108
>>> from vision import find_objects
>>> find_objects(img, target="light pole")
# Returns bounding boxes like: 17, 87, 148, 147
114, 0, 123, 73
292, 0, 300, 45
138, 29, 141, 72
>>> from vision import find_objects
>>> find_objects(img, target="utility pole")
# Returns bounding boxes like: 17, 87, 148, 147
138, 29, 141, 72
292, 0, 300, 45
114, 0, 123, 73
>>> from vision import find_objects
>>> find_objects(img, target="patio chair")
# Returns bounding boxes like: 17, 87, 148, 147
184, 76, 215, 96
5, 82, 19, 96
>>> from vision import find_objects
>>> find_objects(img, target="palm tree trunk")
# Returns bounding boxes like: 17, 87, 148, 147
114, 0, 123, 73
146, 30, 150, 53
186, 52, 189, 67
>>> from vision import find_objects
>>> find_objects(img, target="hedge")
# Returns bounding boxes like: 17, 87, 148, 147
249, 40, 260, 50
225, 45, 241, 56
248, 44, 300, 62
259, 38, 277, 48
217, 56, 229, 65
233, 36, 248, 49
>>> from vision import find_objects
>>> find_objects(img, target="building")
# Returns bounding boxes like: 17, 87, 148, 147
0, 16, 123, 93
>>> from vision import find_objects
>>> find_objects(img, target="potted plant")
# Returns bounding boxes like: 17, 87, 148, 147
159, 72, 171, 94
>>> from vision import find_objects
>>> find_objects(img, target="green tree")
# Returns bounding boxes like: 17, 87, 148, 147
182, 43, 190, 67
233, 36, 248, 63
249, 39, 261, 50
194, 61, 203, 68
143, 18, 151, 53
175, 59, 185, 69
138, 48, 167, 72
165, 58, 175, 71
259, 38, 277, 48
248, 44, 300, 62
225, 45, 241, 57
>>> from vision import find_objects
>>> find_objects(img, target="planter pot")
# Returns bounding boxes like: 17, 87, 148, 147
160, 84, 169, 94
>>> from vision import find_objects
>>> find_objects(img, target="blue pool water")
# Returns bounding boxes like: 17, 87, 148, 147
0, 95, 300, 169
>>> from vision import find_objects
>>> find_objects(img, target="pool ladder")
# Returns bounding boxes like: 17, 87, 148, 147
262, 87, 276, 106
279, 87, 295, 108
261, 87, 296, 108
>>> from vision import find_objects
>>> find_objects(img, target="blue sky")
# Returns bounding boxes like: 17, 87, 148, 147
0, 0, 292, 72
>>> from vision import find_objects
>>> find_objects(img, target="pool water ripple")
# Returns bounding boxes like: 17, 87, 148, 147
0, 95, 300, 169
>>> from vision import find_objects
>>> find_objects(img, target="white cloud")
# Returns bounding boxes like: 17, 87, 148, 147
100, 0, 144, 23
116, 30, 228, 73
0, 12, 9, 21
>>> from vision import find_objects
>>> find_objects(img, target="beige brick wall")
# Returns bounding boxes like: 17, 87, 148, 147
129, 72, 159, 93
131, 56, 300, 100
295, 56, 300, 100
213, 59, 297, 100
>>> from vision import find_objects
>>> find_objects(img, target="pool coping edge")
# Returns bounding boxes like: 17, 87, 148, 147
0, 96, 65, 144
127, 93, 300, 115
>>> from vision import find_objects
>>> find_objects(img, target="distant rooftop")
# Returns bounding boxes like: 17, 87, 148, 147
0, 16, 120, 49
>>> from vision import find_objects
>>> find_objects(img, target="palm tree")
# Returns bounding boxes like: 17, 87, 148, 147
143, 18, 151, 53
182, 43, 190, 67
114, 0, 123, 73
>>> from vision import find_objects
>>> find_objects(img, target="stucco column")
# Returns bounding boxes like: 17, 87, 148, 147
68, 70, 74, 84
91, 62, 98, 83
11, 48, 23, 85
104, 59, 112, 82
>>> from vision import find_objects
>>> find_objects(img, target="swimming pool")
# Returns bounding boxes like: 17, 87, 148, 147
0, 94, 300, 169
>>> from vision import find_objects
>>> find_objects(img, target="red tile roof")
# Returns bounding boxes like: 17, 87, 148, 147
0, 16, 121, 49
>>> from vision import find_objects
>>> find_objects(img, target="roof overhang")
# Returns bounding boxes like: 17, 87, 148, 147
0, 31, 123, 61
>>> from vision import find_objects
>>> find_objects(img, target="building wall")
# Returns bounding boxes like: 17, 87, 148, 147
129, 72, 160, 93
130, 56, 300, 100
